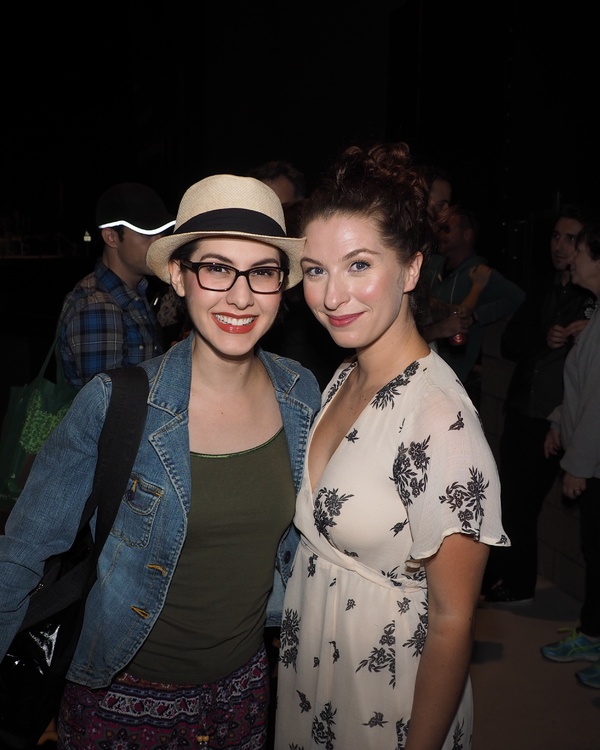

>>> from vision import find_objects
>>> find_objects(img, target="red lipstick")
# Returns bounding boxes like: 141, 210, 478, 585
212, 313, 258, 334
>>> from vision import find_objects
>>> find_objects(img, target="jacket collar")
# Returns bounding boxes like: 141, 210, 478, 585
143, 334, 193, 416
257, 348, 299, 396
143, 332, 299, 415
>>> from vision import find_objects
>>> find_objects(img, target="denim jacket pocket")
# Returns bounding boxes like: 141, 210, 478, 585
111, 475, 162, 548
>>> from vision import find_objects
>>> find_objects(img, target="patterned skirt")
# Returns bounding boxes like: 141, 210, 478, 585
57, 644, 269, 750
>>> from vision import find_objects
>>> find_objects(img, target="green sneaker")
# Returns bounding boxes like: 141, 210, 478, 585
541, 628, 600, 663
576, 662, 600, 689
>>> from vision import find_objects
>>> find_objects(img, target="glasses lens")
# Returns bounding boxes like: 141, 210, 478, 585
197, 264, 236, 290
248, 268, 284, 293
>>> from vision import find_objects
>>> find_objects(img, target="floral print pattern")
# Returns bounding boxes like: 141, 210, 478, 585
390, 437, 431, 507
311, 702, 337, 749
439, 467, 489, 534
356, 622, 396, 687
313, 487, 354, 540
281, 609, 301, 671
276, 352, 507, 750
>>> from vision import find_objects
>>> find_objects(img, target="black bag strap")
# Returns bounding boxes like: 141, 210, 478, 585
80, 366, 150, 557
21, 366, 149, 629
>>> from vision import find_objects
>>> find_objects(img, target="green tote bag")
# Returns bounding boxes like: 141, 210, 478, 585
0, 321, 80, 510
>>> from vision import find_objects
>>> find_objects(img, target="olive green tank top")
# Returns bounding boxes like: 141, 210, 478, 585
128, 428, 295, 684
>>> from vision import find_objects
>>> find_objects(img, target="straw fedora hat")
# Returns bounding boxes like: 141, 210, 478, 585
147, 174, 305, 288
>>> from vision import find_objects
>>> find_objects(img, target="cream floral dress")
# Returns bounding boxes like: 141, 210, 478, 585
275, 351, 508, 750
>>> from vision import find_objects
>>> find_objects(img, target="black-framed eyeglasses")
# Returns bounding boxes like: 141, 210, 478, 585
179, 260, 288, 294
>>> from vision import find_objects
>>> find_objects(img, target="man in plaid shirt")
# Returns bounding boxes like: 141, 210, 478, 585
58, 183, 175, 387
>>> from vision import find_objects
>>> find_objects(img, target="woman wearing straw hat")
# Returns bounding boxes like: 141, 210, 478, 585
0, 175, 321, 749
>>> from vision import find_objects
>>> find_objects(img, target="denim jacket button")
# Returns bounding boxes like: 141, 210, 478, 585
284, 550, 291, 563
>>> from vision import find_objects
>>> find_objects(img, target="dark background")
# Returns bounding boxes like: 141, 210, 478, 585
1, 0, 598, 393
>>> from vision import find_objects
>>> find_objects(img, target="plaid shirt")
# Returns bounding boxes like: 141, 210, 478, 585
58, 260, 164, 388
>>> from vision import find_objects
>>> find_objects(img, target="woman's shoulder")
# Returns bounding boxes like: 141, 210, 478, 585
368, 350, 463, 402
69, 366, 147, 431
419, 349, 464, 387
407, 351, 479, 422
69, 369, 111, 414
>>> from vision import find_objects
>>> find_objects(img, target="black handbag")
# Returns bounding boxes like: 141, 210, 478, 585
0, 366, 149, 750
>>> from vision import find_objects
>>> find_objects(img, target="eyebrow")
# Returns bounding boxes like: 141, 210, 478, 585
301, 248, 380, 265
197, 253, 280, 266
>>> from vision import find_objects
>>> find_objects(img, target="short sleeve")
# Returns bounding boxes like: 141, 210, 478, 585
399, 383, 508, 563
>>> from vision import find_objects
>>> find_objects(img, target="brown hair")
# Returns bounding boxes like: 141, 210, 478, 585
300, 142, 436, 311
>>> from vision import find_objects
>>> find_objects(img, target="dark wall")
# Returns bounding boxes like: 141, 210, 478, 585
1, 0, 598, 393
388, 3, 599, 277
3, 2, 597, 246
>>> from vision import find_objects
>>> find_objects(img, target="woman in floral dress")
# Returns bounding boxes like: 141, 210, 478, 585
275, 144, 508, 750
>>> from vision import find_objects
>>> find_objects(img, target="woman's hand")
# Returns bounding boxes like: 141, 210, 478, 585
547, 324, 569, 349
547, 319, 589, 348
406, 534, 488, 750
562, 472, 586, 500
459, 265, 491, 317
440, 311, 471, 337
543, 428, 561, 458
468, 264, 491, 289
421, 310, 471, 342
565, 319, 589, 342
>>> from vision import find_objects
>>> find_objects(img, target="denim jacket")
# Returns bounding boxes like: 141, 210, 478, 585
0, 334, 320, 687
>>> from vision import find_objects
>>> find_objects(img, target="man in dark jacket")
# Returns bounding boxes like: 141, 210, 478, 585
484, 205, 596, 602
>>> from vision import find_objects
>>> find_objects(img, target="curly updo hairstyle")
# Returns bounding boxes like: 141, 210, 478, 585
301, 142, 436, 313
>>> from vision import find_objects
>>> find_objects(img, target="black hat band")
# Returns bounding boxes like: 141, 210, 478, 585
176, 208, 286, 238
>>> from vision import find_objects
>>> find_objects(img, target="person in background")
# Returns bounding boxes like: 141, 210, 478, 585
252, 162, 346, 386
412, 163, 453, 352
484, 205, 595, 603
1, 175, 321, 749
541, 222, 600, 689
58, 182, 175, 387
275, 143, 508, 750
247, 160, 306, 209
415, 163, 453, 218
422, 207, 525, 404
